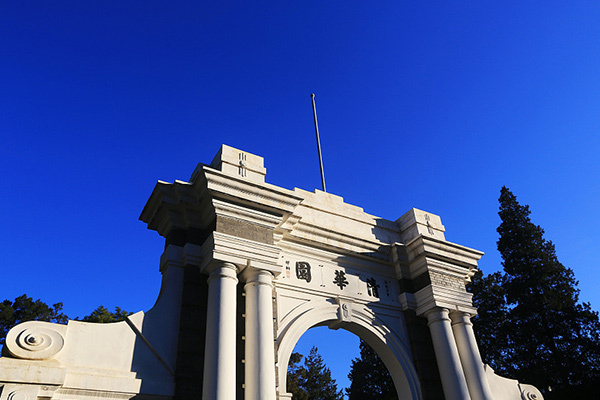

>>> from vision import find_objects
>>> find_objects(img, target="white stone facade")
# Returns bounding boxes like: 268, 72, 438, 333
0, 145, 543, 400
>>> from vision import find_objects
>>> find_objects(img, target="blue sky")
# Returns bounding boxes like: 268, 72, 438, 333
2, 1, 600, 393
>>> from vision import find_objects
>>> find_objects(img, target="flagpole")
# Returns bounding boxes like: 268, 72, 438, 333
311, 93, 327, 192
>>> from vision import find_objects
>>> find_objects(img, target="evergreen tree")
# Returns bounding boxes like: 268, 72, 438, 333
0, 294, 68, 346
470, 187, 600, 396
1, 297, 132, 347
287, 347, 343, 400
469, 270, 512, 374
346, 339, 397, 400
287, 352, 309, 400
80, 305, 131, 323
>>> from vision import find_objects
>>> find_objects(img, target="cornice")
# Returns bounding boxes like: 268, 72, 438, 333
139, 180, 212, 237
414, 285, 477, 316
283, 221, 392, 261
404, 235, 483, 270
200, 166, 303, 215
212, 198, 283, 229
200, 231, 282, 276
139, 164, 302, 238
277, 240, 395, 276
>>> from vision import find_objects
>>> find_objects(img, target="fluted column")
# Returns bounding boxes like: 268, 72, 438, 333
451, 312, 493, 400
202, 262, 238, 400
425, 308, 471, 400
244, 269, 276, 400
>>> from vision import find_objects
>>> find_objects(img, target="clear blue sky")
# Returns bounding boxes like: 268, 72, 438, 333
2, 2, 600, 394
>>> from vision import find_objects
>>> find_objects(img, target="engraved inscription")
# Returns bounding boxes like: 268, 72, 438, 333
295, 261, 312, 283
238, 152, 247, 177
333, 270, 349, 290
366, 278, 380, 298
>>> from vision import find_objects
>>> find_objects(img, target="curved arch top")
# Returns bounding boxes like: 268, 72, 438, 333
275, 295, 422, 400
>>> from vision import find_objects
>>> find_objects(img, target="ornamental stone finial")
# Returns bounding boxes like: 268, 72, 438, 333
190, 144, 267, 184
397, 208, 446, 243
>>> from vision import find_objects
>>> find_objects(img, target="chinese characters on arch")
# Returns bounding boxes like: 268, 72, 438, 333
283, 259, 392, 300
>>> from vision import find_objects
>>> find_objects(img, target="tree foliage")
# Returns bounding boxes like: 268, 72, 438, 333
0, 296, 132, 347
469, 270, 511, 372
0, 294, 68, 346
287, 347, 344, 400
470, 187, 600, 395
346, 339, 397, 400
80, 306, 131, 323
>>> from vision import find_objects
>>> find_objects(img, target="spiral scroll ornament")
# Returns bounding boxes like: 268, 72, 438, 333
5, 321, 66, 360
7, 391, 30, 400
520, 384, 544, 400
523, 392, 538, 400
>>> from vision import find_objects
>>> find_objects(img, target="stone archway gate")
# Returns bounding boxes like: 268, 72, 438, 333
0, 145, 544, 400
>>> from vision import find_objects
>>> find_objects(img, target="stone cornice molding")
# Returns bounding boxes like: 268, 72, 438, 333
200, 166, 401, 261
394, 235, 483, 281
140, 167, 302, 240
212, 198, 283, 229
393, 235, 482, 316
139, 179, 211, 236
292, 188, 400, 229
199, 167, 303, 215
415, 285, 477, 316
284, 221, 392, 261
200, 231, 282, 276
406, 235, 483, 269
275, 193, 401, 261
278, 240, 395, 275
140, 154, 406, 263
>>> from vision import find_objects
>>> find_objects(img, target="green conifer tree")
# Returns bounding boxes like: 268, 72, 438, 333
469, 270, 512, 373
0, 294, 68, 346
287, 347, 343, 400
80, 305, 131, 323
471, 187, 600, 397
1, 298, 132, 348
346, 339, 397, 400
287, 352, 309, 400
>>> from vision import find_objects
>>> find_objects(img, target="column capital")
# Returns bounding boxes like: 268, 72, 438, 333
424, 307, 451, 325
206, 261, 239, 284
450, 311, 474, 327
242, 267, 274, 289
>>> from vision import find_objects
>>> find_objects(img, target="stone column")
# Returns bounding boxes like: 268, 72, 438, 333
244, 269, 276, 400
450, 312, 493, 400
425, 308, 471, 400
202, 262, 238, 400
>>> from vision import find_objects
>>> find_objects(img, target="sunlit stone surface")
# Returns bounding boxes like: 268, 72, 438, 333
0, 145, 542, 400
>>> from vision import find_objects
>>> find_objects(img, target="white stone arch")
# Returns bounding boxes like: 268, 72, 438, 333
276, 297, 422, 399
0, 146, 545, 400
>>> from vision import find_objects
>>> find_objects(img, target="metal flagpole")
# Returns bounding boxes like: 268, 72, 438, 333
310, 93, 327, 192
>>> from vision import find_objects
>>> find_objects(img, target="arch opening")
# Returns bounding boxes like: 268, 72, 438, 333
291, 326, 359, 394
276, 300, 422, 400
